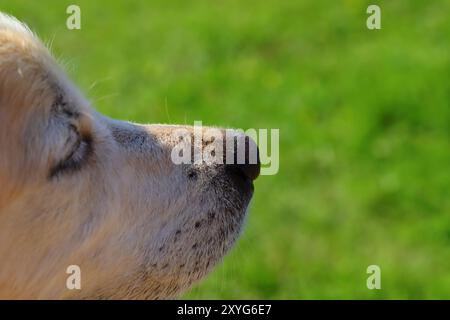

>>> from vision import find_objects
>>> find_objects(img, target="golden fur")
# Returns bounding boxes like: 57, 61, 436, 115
0, 13, 258, 299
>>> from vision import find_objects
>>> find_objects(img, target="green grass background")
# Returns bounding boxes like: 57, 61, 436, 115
2, 0, 449, 299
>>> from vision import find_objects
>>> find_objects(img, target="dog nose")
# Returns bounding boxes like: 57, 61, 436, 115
224, 134, 260, 181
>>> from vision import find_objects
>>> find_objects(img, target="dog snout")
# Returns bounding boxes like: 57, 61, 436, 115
224, 134, 260, 182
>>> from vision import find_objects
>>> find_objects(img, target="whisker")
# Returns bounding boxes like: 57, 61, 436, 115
92, 93, 119, 103
88, 77, 113, 92
164, 96, 172, 122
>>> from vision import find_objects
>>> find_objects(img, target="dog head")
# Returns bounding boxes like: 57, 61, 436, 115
0, 13, 260, 299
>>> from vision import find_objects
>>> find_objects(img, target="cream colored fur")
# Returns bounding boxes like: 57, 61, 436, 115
0, 13, 256, 299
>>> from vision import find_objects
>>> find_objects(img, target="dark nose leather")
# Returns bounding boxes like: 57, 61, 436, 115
225, 135, 260, 181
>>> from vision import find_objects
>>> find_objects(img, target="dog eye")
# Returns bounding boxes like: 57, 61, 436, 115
49, 127, 92, 178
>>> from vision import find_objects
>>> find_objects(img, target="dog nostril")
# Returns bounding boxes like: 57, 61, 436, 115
225, 135, 261, 181
230, 160, 260, 181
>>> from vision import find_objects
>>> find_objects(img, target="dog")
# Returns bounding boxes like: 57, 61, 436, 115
0, 13, 260, 299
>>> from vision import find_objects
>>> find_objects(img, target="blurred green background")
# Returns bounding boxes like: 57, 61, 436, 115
3, 0, 449, 299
